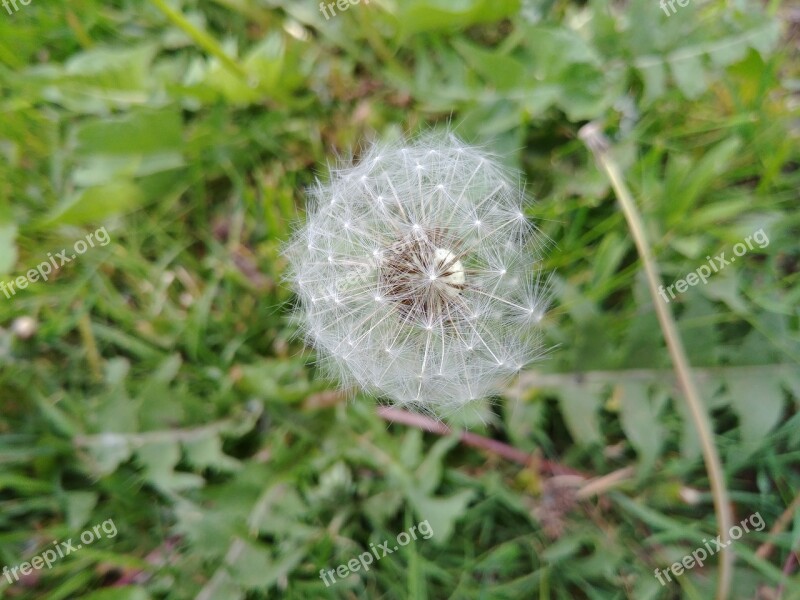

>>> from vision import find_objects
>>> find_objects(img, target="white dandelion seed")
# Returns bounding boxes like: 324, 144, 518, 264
284, 132, 552, 415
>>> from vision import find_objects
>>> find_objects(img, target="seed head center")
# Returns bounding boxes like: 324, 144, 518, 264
379, 231, 467, 324
432, 247, 465, 298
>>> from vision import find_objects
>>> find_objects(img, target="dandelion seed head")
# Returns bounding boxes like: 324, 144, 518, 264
284, 132, 552, 414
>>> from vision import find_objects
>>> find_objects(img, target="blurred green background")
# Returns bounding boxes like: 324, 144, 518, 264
0, 0, 798, 598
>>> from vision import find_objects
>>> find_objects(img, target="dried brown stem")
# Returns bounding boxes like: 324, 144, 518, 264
379, 406, 580, 478
755, 492, 800, 561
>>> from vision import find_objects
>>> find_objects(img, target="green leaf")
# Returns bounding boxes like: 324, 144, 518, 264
524, 26, 601, 73
43, 180, 145, 226
701, 272, 749, 314
27, 44, 159, 114
183, 434, 241, 473
723, 375, 785, 453
398, 0, 520, 36
136, 440, 204, 491
408, 489, 474, 545
63, 491, 99, 530
364, 490, 405, 524
237, 358, 314, 403
521, 85, 561, 116
541, 534, 586, 562
668, 51, 707, 99
174, 498, 240, 560
228, 541, 307, 588
637, 58, 667, 103
746, 19, 781, 57
82, 433, 133, 476
453, 39, 526, 91
80, 588, 151, 600
667, 137, 742, 219
0, 223, 17, 275
618, 383, 666, 471
505, 397, 545, 451
74, 108, 183, 156
187, 32, 306, 106
558, 383, 604, 444
591, 232, 629, 288
522, 26, 616, 120
399, 427, 423, 469
415, 434, 460, 496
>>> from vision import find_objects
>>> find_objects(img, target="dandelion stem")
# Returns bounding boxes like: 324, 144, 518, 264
579, 122, 733, 600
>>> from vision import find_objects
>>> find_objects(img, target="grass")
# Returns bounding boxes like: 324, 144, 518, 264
0, 0, 798, 598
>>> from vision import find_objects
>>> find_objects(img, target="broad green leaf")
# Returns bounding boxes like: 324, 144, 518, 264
668, 51, 707, 99
453, 39, 526, 91
136, 440, 205, 491
174, 498, 240, 559
238, 359, 314, 403
364, 490, 405, 524
541, 533, 588, 562
228, 541, 307, 588
670, 137, 742, 219
723, 375, 785, 453
80, 588, 151, 600
74, 108, 183, 156
637, 58, 667, 104
558, 383, 603, 444
398, 0, 520, 36
0, 223, 17, 275
64, 491, 99, 530
746, 19, 781, 57
27, 44, 158, 114
400, 427, 423, 469
415, 434, 460, 496
183, 434, 241, 473
524, 26, 601, 73
82, 433, 133, 476
188, 33, 305, 106
505, 396, 544, 451
44, 180, 145, 226
521, 85, 561, 116
591, 232, 629, 288
701, 273, 749, 314
408, 489, 474, 545
676, 297, 722, 365
618, 383, 666, 470
707, 37, 748, 68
